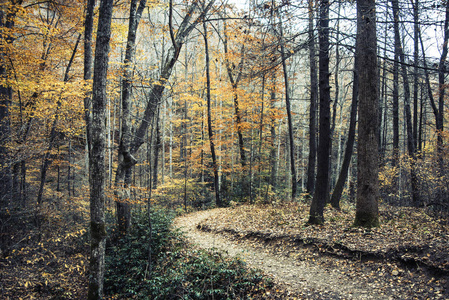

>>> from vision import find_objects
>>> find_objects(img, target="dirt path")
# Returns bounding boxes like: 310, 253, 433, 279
173, 209, 391, 300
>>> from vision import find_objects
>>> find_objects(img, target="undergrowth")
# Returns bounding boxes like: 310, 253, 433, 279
104, 208, 273, 299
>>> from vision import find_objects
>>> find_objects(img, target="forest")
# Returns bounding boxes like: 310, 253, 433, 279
0, 0, 448, 299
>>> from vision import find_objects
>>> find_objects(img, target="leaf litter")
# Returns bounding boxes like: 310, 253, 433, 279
175, 202, 449, 299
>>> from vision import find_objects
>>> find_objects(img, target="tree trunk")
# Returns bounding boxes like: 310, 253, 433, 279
278, 14, 298, 199
331, 54, 359, 209
329, 0, 342, 197
115, 0, 147, 233
391, 0, 400, 168
87, 0, 113, 298
0, 4, 19, 209
309, 0, 331, 224
269, 74, 277, 190
306, 0, 317, 195
257, 75, 265, 194
411, 0, 419, 151
354, 0, 379, 228
83, 0, 96, 158
437, 0, 449, 164
379, 7, 389, 163
203, 17, 221, 207
223, 20, 247, 168
130, 0, 215, 156
152, 111, 161, 189
392, 0, 420, 206
418, 86, 424, 153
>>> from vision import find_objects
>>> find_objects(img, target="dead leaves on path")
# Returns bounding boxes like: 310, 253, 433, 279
198, 202, 449, 299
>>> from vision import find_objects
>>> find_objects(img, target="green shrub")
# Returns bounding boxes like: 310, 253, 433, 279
104, 208, 273, 299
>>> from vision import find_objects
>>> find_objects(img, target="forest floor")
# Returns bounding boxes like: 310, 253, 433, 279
173, 202, 449, 299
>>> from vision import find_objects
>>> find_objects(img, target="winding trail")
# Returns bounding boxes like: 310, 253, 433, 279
173, 209, 390, 299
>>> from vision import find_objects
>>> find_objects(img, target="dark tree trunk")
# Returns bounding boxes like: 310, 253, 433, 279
83, 0, 96, 158
0, 83, 12, 207
269, 74, 277, 190
68, 140, 72, 197
0, 4, 19, 209
203, 17, 221, 207
20, 160, 26, 206
223, 20, 246, 168
329, 0, 342, 197
354, 0, 379, 228
306, 0, 317, 195
278, 14, 297, 199
152, 112, 161, 189
412, 0, 419, 151
115, 0, 146, 233
331, 55, 359, 209
257, 75, 265, 194
379, 7, 389, 163
88, 0, 113, 298
437, 0, 449, 163
418, 86, 424, 153
309, 0, 331, 224
232, 87, 246, 167
392, 0, 400, 168
392, 0, 420, 206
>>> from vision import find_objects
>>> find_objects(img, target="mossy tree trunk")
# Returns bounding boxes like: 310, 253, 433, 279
88, 0, 113, 298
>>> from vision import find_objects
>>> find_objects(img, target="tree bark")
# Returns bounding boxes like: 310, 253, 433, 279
269, 74, 277, 190
88, 0, 113, 298
329, 0, 342, 197
278, 13, 298, 200
306, 0, 317, 195
84, 0, 96, 158
379, 6, 389, 163
203, 16, 221, 207
0, 2, 21, 209
391, 0, 400, 168
223, 20, 247, 167
411, 0, 419, 151
257, 75, 265, 194
437, 0, 449, 163
354, 0, 379, 228
152, 111, 161, 189
308, 0, 331, 224
392, 0, 420, 206
115, 0, 146, 233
